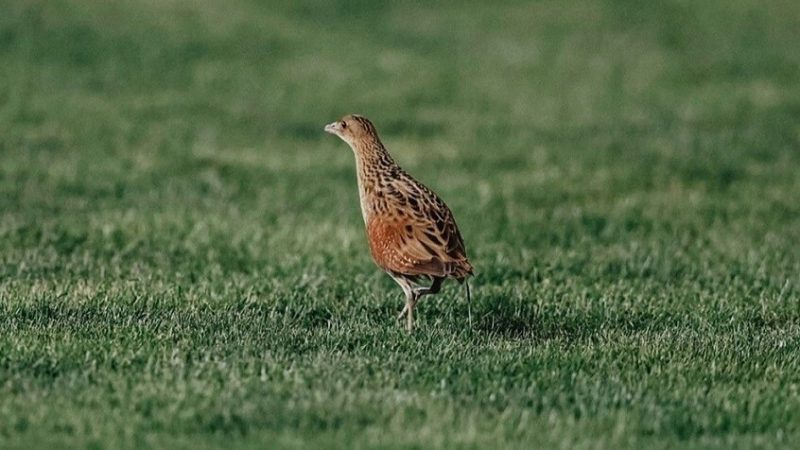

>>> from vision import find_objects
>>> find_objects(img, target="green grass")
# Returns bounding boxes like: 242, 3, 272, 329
2, 0, 800, 448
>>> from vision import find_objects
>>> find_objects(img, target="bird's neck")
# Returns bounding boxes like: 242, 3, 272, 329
351, 140, 397, 224
353, 140, 395, 172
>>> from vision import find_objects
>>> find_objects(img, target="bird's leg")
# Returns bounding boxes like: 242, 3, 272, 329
391, 276, 443, 331
397, 303, 408, 321
406, 292, 415, 332
390, 273, 415, 322
411, 277, 443, 304
402, 278, 443, 331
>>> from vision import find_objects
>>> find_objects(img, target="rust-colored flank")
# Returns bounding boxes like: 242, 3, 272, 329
325, 114, 473, 331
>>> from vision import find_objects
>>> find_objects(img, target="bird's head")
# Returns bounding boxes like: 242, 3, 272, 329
324, 114, 379, 147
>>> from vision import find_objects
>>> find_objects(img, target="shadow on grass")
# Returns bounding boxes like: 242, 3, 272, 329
468, 298, 689, 341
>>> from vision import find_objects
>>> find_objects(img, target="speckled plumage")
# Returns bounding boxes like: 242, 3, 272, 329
325, 114, 473, 331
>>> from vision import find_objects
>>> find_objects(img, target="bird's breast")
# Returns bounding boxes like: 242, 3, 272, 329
355, 174, 388, 224
359, 188, 393, 226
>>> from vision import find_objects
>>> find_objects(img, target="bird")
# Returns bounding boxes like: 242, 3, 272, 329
324, 114, 473, 331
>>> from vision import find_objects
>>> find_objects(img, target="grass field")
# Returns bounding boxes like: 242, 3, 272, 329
2, 0, 800, 448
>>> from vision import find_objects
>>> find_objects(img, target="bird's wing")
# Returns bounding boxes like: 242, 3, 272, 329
366, 177, 472, 279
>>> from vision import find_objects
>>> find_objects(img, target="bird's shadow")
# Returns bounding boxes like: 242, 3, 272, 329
464, 299, 680, 342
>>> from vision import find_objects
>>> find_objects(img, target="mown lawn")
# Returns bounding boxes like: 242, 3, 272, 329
1, 0, 800, 448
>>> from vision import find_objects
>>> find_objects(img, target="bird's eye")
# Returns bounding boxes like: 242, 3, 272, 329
341, 121, 347, 129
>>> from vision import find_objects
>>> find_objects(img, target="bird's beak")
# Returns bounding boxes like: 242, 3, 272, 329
324, 122, 340, 135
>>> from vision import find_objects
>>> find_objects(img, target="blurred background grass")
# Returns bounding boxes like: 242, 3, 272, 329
1, 0, 800, 448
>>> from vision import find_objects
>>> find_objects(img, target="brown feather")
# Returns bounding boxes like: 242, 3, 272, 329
325, 114, 473, 330
327, 114, 473, 284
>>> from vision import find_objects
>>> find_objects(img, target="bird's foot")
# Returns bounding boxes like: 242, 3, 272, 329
397, 305, 408, 321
